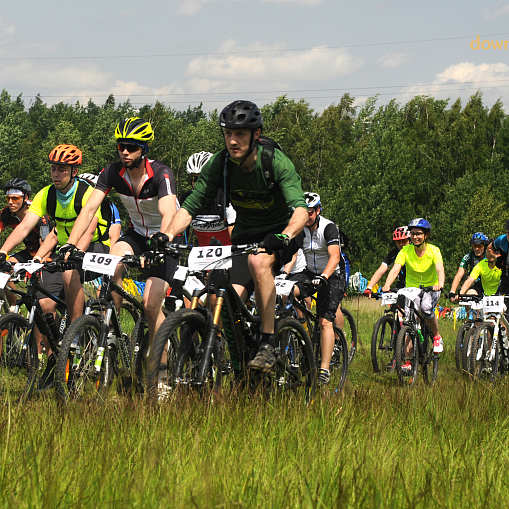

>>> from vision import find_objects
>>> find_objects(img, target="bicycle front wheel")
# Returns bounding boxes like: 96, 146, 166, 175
371, 314, 395, 374
455, 323, 470, 372
341, 307, 358, 364
274, 317, 316, 404
54, 315, 110, 404
395, 325, 418, 387
469, 322, 494, 382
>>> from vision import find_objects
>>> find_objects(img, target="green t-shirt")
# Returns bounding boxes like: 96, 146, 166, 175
470, 259, 501, 296
29, 184, 109, 247
395, 243, 443, 287
181, 146, 307, 240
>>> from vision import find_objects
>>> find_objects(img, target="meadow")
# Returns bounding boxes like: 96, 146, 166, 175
1, 297, 509, 508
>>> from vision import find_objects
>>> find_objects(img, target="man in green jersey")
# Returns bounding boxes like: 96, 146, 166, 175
164, 100, 308, 371
460, 244, 501, 297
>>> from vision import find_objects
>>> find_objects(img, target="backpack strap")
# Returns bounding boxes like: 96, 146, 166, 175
220, 149, 232, 228
47, 185, 57, 220
260, 144, 275, 190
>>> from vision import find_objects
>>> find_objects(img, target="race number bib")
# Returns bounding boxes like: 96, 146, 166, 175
184, 275, 205, 296
483, 296, 504, 313
381, 293, 397, 306
0, 272, 10, 289
463, 300, 483, 311
274, 279, 296, 296
173, 265, 188, 282
82, 253, 123, 276
187, 245, 232, 270
13, 262, 44, 275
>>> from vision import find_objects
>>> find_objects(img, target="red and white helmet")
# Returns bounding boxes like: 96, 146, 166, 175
393, 226, 410, 241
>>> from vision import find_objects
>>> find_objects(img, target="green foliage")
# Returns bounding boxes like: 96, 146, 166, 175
0, 90, 507, 286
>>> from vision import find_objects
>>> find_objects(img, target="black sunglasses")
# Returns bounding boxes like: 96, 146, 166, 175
118, 143, 140, 153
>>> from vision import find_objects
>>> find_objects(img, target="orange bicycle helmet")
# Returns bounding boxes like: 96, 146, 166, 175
48, 144, 83, 166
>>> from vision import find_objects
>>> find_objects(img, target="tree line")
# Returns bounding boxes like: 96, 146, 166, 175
0, 89, 507, 287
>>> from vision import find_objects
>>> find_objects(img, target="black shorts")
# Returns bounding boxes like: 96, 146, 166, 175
37, 270, 65, 302
118, 228, 177, 283
337, 271, 347, 304
296, 270, 341, 322
77, 242, 110, 283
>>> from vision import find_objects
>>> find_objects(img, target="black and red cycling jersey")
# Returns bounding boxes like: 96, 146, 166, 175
0, 206, 51, 255
97, 159, 177, 237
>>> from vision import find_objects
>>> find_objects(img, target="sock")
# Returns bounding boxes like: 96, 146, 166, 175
261, 332, 275, 348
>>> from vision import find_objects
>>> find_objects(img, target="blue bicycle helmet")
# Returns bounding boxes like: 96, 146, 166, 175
470, 232, 489, 245
408, 218, 431, 231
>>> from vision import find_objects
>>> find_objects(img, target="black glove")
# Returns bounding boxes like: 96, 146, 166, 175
449, 291, 456, 299
0, 253, 7, 263
0, 260, 12, 272
142, 251, 163, 266
147, 232, 170, 250
311, 275, 328, 287
259, 233, 290, 254
58, 243, 77, 257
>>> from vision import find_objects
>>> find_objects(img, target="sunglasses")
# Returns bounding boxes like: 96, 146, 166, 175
7, 195, 23, 203
308, 209, 317, 215
118, 143, 141, 153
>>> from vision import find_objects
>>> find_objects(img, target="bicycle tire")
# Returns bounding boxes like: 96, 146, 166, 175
330, 324, 348, 392
341, 307, 358, 364
395, 325, 418, 387
469, 322, 494, 382
146, 309, 220, 400
371, 314, 395, 373
273, 316, 316, 404
0, 312, 38, 401
422, 335, 439, 385
120, 302, 139, 334
491, 333, 502, 383
462, 327, 476, 375
455, 323, 470, 372
54, 315, 110, 404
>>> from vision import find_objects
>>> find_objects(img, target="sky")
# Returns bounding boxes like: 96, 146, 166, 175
0, 0, 508, 114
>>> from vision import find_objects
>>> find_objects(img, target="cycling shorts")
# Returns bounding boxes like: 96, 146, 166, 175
403, 289, 441, 321
296, 270, 341, 322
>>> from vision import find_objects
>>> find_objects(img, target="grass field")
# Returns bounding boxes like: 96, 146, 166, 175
1, 298, 509, 508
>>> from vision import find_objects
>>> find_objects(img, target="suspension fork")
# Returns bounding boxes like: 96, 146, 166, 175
197, 289, 225, 385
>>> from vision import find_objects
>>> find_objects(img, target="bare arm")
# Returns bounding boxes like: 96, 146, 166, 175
367, 263, 389, 290
322, 244, 340, 279
450, 267, 465, 294
435, 261, 445, 291
283, 251, 298, 274
382, 263, 403, 292
109, 224, 121, 248
0, 212, 41, 255
165, 207, 193, 241
158, 194, 177, 234
66, 188, 106, 246
459, 276, 476, 296
34, 229, 59, 261
282, 207, 308, 240
76, 217, 99, 252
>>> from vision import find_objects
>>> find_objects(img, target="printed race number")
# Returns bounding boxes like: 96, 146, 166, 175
483, 296, 504, 313
173, 265, 188, 282
187, 245, 232, 270
0, 272, 10, 289
82, 253, 123, 276
381, 293, 397, 306
274, 279, 296, 296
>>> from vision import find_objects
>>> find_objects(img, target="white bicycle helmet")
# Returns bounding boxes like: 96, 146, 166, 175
186, 151, 213, 175
304, 192, 321, 209
79, 173, 99, 185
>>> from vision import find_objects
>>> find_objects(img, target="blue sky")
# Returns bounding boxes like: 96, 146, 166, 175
1, 0, 508, 112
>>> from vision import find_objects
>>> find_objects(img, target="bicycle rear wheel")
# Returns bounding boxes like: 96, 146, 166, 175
54, 315, 110, 403
395, 325, 418, 387
273, 317, 316, 404
455, 323, 470, 372
371, 314, 395, 373
341, 307, 358, 364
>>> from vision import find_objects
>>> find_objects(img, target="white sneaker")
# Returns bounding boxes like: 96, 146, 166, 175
433, 335, 443, 353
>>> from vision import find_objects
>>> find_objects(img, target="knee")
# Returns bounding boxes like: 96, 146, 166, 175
143, 295, 162, 321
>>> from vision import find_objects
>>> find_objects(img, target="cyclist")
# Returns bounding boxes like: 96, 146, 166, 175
363, 226, 411, 297
64, 118, 178, 343
382, 218, 445, 367
490, 221, 509, 296
291, 192, 341, 385
164, 100, 308, 371
449, 232, 489, 302
0, 179, 51, 306
0, 145, 111, 387
459, 243, 500, 297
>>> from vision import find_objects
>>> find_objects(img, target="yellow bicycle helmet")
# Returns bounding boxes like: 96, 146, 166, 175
115, 117, 154, 154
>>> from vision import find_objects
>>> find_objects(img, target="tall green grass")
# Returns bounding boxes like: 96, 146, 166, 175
1, 299, 509, 508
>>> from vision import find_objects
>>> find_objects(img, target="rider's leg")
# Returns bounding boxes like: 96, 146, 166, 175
142, 276, 169, 342
61, 268, 85, 324
319, 318, 334, 370
110, 241, 135, 313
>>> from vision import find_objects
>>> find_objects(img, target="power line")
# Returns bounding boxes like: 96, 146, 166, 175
1, 32, 508, 61
18, 79, 509, 101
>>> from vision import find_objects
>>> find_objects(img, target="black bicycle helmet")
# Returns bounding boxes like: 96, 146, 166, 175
4, 178, 31, 198
219, 101, 263, 131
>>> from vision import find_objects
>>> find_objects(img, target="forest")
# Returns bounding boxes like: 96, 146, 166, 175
0, 89, 507, 285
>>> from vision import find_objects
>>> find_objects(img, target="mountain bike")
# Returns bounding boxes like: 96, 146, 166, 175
54, 252, 150, 403
394, 287, 439, 387
454, 294, 483, 374
147, 243, 316, 404
339, 306, 357, 364
468, 295, 509, 383
370, 291, 404, 374
283, 279, 348, 391
0, 259, 70, 401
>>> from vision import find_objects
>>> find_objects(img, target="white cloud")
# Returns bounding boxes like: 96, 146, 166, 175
0, 14, 15, 37
481, 2, 509, 20
435, 61, 509, 83
186, 40, 363, 81
176, 0, 325, 15
377, 52, 411, 68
